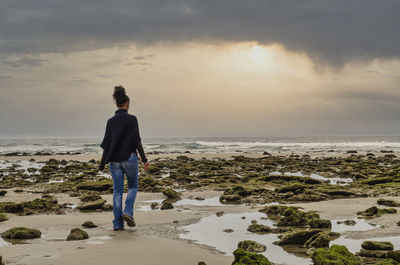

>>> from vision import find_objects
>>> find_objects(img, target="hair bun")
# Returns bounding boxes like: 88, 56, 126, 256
113, 85, 126, 100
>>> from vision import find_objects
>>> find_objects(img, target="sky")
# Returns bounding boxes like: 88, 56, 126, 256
1, 0, 400, 138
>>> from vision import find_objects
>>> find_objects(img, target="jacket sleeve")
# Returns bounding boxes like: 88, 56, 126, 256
135, 117, 148, 163
99, 120, 111, 170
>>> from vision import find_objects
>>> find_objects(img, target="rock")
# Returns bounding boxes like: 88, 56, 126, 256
347, 150, 358, 154
82, 221, 97, 228
304, 232, 330, 248
337, 220, 356, 226
162, 188, 180, 199
357, 206, 397, 217
0, 213, 8, 222
0, 255, 3, 265
219, 195, 242, 204
232, 248, 271, 265
160, 200, 174, 210
216, 211, 224, 217
223, 229, 234, 233
79, 194, 102, 202
312, 245, 361, 265
0, 190, 7, 196
387, 250, 400, 262
377, 199, 400, 207
198, 262, 206, 265
77, 199, 106, 211
77, 180, 113, 191
151, 202, 159, 210
66, 228, 89, 241
1, 227, 41, 240
375, 259, 398, 265
356, 249, 388, 258
397, 221, 400, 227
263, 152, 271, 156
278, 230, 322, 245
275, 183, 306, 193
361, 241, 394, 251
0, 196, 64, 215
194, 197, 205, 201
247, 222, 273, 234
238, 240, 267, 253
362, 177, 393, 185
381, 150, 394, 153
309, 219, 332, 228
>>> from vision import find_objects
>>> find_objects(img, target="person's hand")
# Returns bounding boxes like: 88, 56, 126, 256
144, 162, 150, 171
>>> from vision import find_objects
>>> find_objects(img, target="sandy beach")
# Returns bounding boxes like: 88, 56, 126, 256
1, 152, 400, 265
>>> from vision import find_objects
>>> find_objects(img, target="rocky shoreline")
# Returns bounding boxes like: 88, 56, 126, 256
1, 153, 400, 264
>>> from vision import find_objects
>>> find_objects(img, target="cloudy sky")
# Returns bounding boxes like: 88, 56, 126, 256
1, 0, 400, 138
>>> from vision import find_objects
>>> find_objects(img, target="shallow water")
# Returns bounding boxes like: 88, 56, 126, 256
331, 236, 400, 253
331, 218, 378, 233
269, 171, 353, 185
180, 212, 311, 265
179, 212, 390, 265
174, 197, 225, 207
0, 237, 11, 247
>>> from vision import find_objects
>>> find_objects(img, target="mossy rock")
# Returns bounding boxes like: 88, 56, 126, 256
77, 199, 106, 211
376, 259, 399, 265
162, 188, 180, 199
77, 180, 113, 191
361, 241, 394, 251
362, 177, 393, 185
0, 190, 7, 196
309, 218, 332, 228
198, 262, 206, 265
278, 230, 321, 245
387, 250, 400, 262
275, 183, 307, 194
247, 223, 273, 234
356, 249, 388, 258
79, 194, 102, 202
312, 244, 361, 265
0, 213, 8, 222
377, 199, 400, 207
66, 228, 89, 241
238, 240, 266, 253
304, 232, 330, 248
82, 221, 97, 228
1, 227, 41, 240
160, 200, 174, 210
232, 248, 271, 265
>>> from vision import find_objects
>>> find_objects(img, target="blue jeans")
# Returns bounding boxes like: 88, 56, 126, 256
109, 153, 139, 229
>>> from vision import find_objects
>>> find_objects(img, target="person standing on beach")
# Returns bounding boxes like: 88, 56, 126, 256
99, 86, 149, 231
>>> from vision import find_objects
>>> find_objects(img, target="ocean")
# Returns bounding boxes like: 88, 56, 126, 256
1, 136, 400, 156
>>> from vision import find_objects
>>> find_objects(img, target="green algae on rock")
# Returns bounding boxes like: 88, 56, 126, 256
237, 240, 267, 253
304, 232, 331, 248
1, 227, 41, 240
0, 213, 7, 222
66, 228, 89, 241
160, 200, 174, 210
278, 230, 322, 245
312, 245, 361, 265
162, 188, 180, 199
361, 241, 394, 251
77, 199, 106, 211
377, 199, 400, 207
232, 248, 271, 265
82, 221, 97, 228
357, 206, 397, 217
0, 196, 64, 215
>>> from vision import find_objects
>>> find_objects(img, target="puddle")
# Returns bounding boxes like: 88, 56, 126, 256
180, 212, 311, 265
269, 171, 353, 185
136, 199, 164, 211
175, 197, 225, 207
87, 235, 113, 245
331, 219, 378, 233
0, 237, 12, 247
331, 236, 400, 254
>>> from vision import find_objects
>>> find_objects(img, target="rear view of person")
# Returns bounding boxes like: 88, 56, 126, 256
99, 86, 149, 231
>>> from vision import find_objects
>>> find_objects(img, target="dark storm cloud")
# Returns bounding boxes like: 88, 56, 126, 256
0, 0, 399, 66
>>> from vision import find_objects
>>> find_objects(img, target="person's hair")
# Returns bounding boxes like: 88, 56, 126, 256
113, 85, 130, 107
